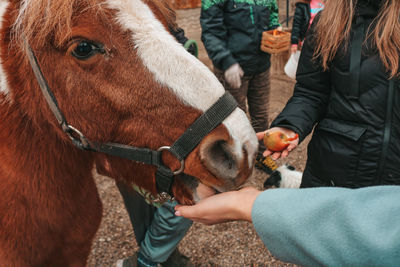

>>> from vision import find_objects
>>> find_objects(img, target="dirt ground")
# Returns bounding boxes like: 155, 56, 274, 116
87, 4, 308, 267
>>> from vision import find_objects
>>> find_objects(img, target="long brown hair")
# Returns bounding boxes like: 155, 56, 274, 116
314, 0, 400, 78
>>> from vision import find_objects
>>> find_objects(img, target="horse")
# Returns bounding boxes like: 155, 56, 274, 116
0, 0, 259, 265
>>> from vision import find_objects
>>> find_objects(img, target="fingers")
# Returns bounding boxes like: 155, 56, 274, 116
175, 189, 258, 224
238, 66, 244, 77
263, 150, 272, 157
226, 73, 241, 89
272, 141, 298, 159
287, 142, 298, 152
271, 151, 282, 160
224, 63, 243, 89
234, 75, 242, 89
256, 131, 265, 140
174, 205, 192, 218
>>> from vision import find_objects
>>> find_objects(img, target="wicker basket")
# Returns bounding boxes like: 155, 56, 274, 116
260, 30, 291, 54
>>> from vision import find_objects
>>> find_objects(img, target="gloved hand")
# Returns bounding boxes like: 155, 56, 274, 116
224, 63, 244, 89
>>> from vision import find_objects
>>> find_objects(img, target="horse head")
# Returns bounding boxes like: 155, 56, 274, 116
3, 0, 258, 205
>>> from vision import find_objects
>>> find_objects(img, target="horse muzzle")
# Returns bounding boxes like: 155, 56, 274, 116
198, 125, 257, 192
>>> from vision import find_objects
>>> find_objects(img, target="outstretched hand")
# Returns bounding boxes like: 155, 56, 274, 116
175, 187, 261, 225
256, 127, 299, 160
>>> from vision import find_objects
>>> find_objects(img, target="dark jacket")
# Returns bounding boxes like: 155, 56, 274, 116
271, 1, 400, 188
170, 27, 198, 57
291, 2, 310, 45
200, 0, 280, 75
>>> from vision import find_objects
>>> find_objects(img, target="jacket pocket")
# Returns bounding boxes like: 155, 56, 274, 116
306, 118, 367, 186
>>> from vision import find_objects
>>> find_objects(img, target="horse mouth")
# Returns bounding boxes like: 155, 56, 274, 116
195, 182, 221, 202
175, 173, 223, 204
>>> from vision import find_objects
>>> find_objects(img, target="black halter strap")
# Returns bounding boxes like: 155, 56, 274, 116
26, 44, 238, 202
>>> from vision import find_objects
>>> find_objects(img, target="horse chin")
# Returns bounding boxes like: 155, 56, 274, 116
173, 173, 225, 204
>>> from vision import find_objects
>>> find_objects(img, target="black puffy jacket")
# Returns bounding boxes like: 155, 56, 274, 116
290, 2, 310, 45
271, 1, 400, 188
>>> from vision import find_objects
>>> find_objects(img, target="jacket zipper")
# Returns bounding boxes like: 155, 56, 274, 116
377, 79, 395, 183
249, 6, 255, 25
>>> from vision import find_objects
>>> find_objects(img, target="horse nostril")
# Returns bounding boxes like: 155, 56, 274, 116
212, 140, 235, 170
200, 139, 239, 180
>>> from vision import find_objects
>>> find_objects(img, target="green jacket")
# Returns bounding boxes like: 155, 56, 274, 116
200, 0, 280, 75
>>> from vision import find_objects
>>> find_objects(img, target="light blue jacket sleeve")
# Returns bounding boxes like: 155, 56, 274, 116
252, 186, 400, 266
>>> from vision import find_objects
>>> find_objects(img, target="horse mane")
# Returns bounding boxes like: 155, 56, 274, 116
12, 0, 177, 49
12, 0, 101, 48
144, 0, 178, 30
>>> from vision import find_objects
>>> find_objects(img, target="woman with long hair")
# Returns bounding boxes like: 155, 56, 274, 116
265, 0, 400, 188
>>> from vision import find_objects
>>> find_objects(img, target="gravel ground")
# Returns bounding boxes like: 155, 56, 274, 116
87, 4, 306, 267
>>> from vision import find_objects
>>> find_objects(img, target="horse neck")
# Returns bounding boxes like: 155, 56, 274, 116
0, 97, 95, 194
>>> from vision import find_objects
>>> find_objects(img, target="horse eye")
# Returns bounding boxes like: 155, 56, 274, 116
71, 41, 102, 60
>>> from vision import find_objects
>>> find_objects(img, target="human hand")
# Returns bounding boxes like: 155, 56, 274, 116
175, 187, 261, 225
224, 63, 244, 89
256, 127, 299, 160
291, 44, 298, 54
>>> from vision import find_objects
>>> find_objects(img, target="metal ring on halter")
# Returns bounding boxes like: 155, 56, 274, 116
66, 125, 89, 148
157, 146, 185, 175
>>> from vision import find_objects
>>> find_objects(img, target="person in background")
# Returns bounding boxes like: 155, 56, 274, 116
290, 0, 324, 54
169, 24, 198, 58
116, 184, 193, 267
200, 0, 282, 175
266, 0, 400, 188
174, 185, 400, 266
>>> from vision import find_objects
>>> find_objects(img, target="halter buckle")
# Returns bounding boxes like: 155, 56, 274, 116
153, 192, 174, 204
66, 125, 90, 149
157, 146, 185, 175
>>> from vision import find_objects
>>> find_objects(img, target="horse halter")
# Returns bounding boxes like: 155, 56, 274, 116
25, 44, 238, 203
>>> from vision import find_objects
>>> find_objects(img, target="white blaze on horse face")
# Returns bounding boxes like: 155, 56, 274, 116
106, 0, 258, 166
0, 0, 10, 102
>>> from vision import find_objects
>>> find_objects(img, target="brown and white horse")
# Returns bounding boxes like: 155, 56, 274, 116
0, 0, 258, 265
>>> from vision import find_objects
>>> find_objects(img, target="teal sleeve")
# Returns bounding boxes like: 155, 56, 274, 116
268, 0, 280, 29
252, 186, 400, 266
200, 0, 237, 71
